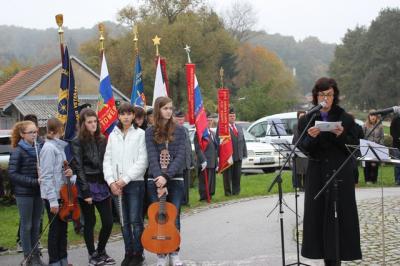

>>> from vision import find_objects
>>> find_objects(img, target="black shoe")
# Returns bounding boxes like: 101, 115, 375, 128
30, 253, 47, 266
0, 246, 8, 253
128, 254, 144, 266
89, 252, 105, 266
121, 254, 133, 266
97, 251, 116, 265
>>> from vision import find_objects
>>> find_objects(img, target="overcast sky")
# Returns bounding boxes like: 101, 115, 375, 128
1, 0, 399, 43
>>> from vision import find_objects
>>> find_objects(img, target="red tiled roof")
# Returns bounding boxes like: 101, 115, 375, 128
0, 60, 60, 109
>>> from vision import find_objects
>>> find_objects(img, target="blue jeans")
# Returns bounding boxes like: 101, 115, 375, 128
147, 179, 184, 231
114, 181, 145, 255
16, 196, 43, 256
394, 149, 400, 184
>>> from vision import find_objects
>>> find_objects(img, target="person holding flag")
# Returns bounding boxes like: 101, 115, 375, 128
222, 107, 247, 196
196, 111, 218, 201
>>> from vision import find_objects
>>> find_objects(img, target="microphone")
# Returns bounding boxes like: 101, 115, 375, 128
306, 101, 327, 116
370, 106, 400, 116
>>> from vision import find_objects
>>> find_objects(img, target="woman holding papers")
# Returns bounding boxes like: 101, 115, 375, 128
362, 111, 384, 184
298, 77, 362, 265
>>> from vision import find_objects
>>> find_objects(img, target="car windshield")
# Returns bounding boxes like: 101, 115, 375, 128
243, 129, 257, 142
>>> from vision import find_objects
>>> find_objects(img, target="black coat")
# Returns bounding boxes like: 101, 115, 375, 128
390, 115, 400, 149
71, 136, 107, 199
298, 105, 362, 261
145, 125, 186, 179
8, 143, 40, 197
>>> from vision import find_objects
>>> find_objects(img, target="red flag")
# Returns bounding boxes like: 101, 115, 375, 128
218, 89, 233, 172
160, 58, 170, 96
186, 63, 195, 125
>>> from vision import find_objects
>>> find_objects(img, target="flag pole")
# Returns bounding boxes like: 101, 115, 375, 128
152, 35, 161, 57
133, 25, 139, 55
97, 24, 105, 114
55, 14, 64, 61
219, 67, 224, 88
99, 23, 105, 60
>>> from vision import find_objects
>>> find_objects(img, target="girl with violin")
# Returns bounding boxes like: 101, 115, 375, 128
103, 102, 148, 266
145, 97, 186, 266
9, 120, 45, 266
40, 118, 74, 266
71, 108, 115, 266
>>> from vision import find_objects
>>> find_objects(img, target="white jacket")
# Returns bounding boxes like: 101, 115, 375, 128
103, 125, 148, 186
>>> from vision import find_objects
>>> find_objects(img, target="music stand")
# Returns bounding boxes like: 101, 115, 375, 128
267, 113, 316, 266
270, 140, 309, 266
269, 119, 287, 167
350, 141, 400, 266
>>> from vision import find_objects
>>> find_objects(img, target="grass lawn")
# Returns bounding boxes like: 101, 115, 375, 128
0, 166, 397, 250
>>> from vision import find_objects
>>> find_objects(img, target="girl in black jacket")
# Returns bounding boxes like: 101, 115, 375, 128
71, 108, 115, 266
145, 97, 186, 266
8, 120, 45, 265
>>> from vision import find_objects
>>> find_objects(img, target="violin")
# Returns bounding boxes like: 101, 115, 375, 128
59, 160, 80, 223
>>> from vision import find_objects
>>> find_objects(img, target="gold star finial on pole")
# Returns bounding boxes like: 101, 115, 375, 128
184, 44, 191, 63
152, 35, 161, 56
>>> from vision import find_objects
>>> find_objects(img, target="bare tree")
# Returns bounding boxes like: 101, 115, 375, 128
117, 5, 140, 27
223, 1, 257, 42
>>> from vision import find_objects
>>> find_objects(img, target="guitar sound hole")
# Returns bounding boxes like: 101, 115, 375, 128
156, 213, 168, 224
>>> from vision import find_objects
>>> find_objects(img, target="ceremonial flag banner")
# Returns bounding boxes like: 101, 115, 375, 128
56, 46, 79, 160
152, 57, 168, 106
98, 53, 118, 136
186, 63, 195, 124
218, 89, 233, 172
194, 76, 209, 151
130, 54, 146, 108
160, 58, 170, 96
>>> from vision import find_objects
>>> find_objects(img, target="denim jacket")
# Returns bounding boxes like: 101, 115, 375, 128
39, 138, 68, 208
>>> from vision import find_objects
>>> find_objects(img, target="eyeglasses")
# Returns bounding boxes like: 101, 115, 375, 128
317, 92, 334, 98
23, 131, 38, 135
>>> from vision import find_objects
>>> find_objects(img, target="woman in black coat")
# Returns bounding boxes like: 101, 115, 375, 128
298, 78, 362, 265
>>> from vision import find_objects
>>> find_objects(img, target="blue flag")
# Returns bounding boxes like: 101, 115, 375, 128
57, 46, 79, 160
130, 55, 146, 108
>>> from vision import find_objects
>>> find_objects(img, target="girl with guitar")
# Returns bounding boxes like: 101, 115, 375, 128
71, 108, 115, 266
39, 118, 74, 266
103, 102, 148, 266
144, 97, 186, 266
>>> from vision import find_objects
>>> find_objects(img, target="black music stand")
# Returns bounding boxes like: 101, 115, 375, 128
270, 140, 310, 266
350, 141, 400, 266
267, 114, 316, 266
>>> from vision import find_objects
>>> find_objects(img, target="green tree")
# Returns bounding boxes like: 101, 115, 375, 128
0, 59, 28, 86
330, 8, 400, 109
80, 7, 237, 110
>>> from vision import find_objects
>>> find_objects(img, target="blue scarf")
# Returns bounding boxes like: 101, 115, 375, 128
18, 139, 40, 157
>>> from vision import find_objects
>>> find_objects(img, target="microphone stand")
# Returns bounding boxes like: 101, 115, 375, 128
314, 113, 389, 265
267, 113, 316, 266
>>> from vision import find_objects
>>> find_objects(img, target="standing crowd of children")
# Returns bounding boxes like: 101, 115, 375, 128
9, 97, 189, 266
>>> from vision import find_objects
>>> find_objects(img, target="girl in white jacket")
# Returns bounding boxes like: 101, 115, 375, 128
103, 102, 148, 266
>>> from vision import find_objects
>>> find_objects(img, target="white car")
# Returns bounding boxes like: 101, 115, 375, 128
242, 130, 282, 173
247, 112, 298, 144
0, 130, 12, 171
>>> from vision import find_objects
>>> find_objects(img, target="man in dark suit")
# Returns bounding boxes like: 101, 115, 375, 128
222, 107, 247, 196
174, 110, 206, 205
196, 112, 218, 201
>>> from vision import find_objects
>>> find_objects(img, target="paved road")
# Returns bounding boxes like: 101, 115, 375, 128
1, 187, 399, 266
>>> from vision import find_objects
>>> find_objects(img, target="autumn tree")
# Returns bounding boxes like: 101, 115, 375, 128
234, 43, 297, 120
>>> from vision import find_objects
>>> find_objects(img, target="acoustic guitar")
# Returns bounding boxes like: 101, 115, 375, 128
141, 143, 181, 254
